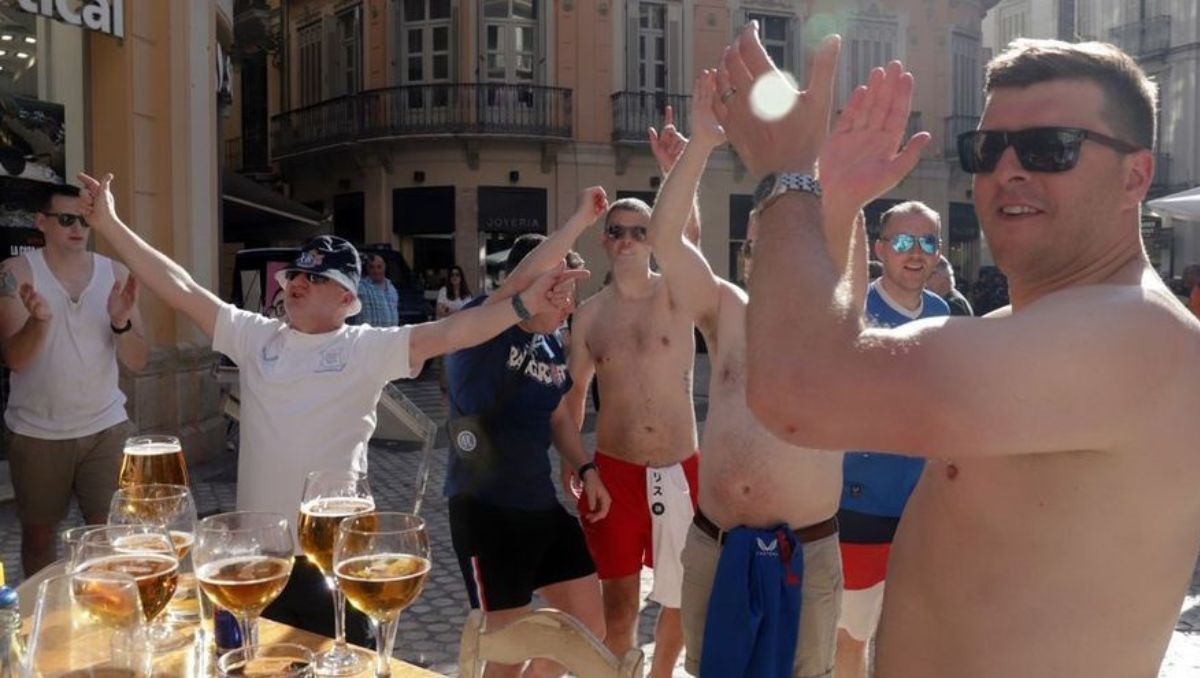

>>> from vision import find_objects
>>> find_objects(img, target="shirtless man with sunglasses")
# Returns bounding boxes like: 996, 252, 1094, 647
716, 25, 1200, 678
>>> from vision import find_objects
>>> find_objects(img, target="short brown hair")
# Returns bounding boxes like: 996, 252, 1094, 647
604, 198, 652, 226
880, 201, 941, 235
985, 39, 1157, 149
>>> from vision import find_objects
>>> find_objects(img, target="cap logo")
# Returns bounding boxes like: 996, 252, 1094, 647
297, 250, 325, 267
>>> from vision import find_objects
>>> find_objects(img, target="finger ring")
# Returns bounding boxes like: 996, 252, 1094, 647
720, 87, 737, 103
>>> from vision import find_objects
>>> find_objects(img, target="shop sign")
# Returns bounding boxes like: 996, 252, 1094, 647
17, 0, 124, 40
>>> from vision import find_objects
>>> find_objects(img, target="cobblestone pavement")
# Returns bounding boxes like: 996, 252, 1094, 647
0, 372, 1196, 676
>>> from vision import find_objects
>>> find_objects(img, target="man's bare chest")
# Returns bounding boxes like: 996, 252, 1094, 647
586, 307, 693, 367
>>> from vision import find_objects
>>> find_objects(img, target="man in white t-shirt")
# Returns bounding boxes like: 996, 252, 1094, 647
76, 171, 585, 641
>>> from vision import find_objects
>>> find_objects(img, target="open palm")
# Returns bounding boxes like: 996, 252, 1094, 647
818, 61, 930, 215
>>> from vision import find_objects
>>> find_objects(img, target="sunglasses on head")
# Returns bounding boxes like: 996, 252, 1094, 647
957, 127, 1141, 174
42, 212, 89, 228
605, 224, 647, 242
881, 233, 940, 255
284, 271, 333, 285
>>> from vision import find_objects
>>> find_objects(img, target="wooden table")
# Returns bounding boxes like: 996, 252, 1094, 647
162, 618, 445, 676
25, 614, 444, 677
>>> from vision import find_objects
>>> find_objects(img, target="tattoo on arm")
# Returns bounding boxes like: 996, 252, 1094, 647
0, 269, 16, 299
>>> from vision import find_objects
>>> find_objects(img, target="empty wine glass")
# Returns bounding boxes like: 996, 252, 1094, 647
27, 570, 150, 676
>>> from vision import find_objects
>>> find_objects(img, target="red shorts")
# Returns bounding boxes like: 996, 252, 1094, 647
839, 542, 891, 591
578, 451, 699, 580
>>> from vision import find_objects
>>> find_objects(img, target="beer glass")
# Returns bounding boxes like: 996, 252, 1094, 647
298, 470, 374, 676
73, 526, 180, 628
194, 512, 294, 656
217, 643, 315, 678
108, 484, 199, 624
60, 524, 103, 564
334, 513, 430, 678
119, 434, 189, 489
27, 571, 149, 676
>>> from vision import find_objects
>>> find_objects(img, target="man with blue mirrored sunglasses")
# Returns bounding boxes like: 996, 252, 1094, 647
836, 201, 948, 675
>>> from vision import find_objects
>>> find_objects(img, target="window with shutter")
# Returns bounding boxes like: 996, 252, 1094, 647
298, 21, 323, 107
336, 5, 363, 96
838, 13, 899, 107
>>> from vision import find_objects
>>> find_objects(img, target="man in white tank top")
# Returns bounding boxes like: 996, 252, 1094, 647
0, 183, 147, 576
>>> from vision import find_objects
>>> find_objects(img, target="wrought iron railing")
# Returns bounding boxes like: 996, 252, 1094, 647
944, 114, 980, 160
611, 92, 691, 143
271, 83, 573, 159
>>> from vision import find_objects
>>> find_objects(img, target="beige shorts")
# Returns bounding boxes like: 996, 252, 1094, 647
680, 522, 843, 678
7, 420, 132, 525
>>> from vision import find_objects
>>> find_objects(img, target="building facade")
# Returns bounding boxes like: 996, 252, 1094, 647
0, 0, 230, 462
260, 0, 998, 299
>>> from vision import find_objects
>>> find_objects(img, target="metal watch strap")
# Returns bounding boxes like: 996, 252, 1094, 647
777, 173, 822, 197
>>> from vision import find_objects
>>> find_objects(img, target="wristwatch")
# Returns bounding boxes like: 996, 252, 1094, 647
752, 172, 822, 214
111, 319, 133, 334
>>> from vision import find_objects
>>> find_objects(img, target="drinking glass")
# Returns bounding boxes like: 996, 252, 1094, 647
27, 570, 149, 676
298, 470, 374, 676
108, 484, 199, 624
194, 512, 294, 656
118, 434, 189, 489
217, 643, 315, 678
73, 525, 180, 626
334, 513, 430, 678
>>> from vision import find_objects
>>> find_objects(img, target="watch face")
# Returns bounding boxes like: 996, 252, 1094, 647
753, 174, 777, 207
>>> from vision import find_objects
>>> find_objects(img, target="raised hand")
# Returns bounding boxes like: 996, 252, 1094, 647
19, 283, 51, 322
819, 61, 930, 216
648, 105, 689, 174
524, 262, 591, 316
76, 172, 119, 230
107, 275, 138, 327
713, 24, 840, 178
690, 70, 726, 151
573, 186, 609, 225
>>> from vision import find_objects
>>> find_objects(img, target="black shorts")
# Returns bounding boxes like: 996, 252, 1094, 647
449, 494, 596, 612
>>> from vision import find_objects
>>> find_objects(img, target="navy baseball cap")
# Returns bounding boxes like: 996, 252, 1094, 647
275, 235, 363, 315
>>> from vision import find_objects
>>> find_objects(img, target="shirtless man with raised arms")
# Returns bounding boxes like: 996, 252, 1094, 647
717, 24, 1200, 678
648, 71, 855, 677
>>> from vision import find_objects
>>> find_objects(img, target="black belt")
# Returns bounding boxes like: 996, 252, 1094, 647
693, 509, 838, 547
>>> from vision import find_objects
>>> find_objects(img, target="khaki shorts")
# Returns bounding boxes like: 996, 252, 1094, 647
681, 522, 842, 678
7, 420, 132, 525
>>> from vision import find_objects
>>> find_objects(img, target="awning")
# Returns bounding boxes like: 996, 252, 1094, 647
1146, 186, 1200, 221
221, 170, 328, 242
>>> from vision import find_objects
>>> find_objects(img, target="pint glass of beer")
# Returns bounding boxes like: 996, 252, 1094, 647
119, 435, 190, 489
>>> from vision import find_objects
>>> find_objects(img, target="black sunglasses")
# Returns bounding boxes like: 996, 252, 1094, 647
605, 224, 648, 242
42, 212, 89, 228
284, 270, 332, 285
957, 127, 1141, 174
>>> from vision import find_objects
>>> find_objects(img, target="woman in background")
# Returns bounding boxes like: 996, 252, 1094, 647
436, 265, 473, 319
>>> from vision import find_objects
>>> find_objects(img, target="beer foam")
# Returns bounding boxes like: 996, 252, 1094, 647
300, 497, 375, 517
335, 554, 430, 582
80, 554, 179, 580
198, 556, 292, 585
124, 441, 182, 456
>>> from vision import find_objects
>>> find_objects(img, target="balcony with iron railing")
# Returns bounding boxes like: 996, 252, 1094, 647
1109, 15, 1172, 57
611, 92, 691, 143
944, 114, 980, 161
270, 83, 573, 159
